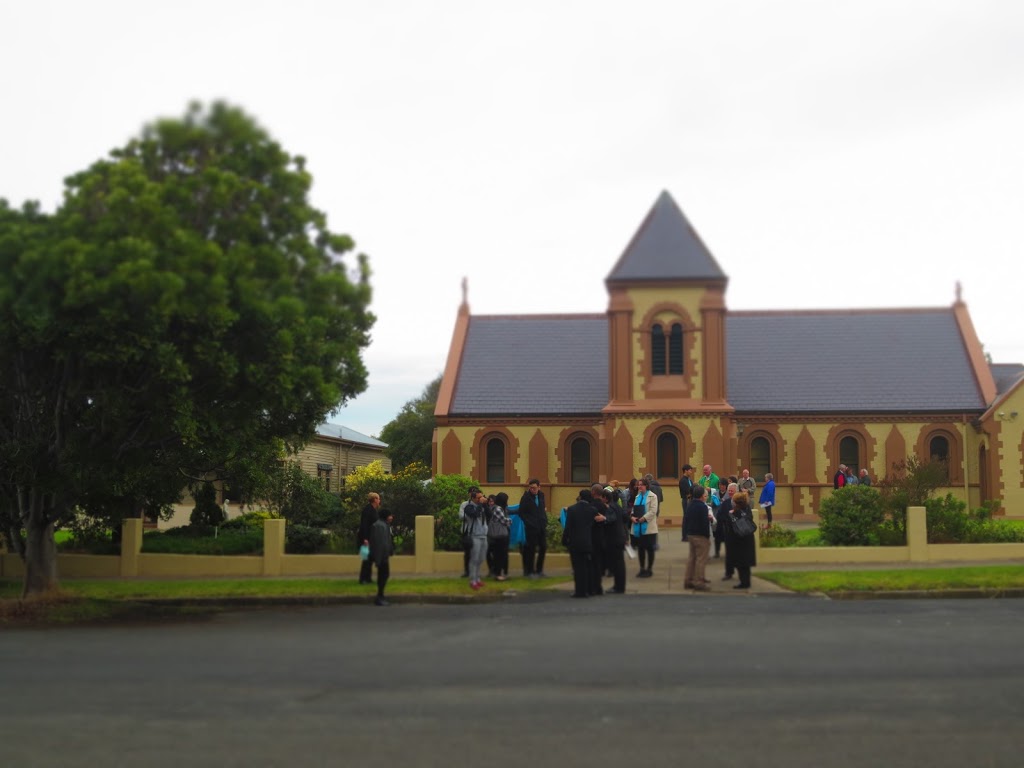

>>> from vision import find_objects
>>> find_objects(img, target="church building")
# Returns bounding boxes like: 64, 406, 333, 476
432, 192, 1024, 522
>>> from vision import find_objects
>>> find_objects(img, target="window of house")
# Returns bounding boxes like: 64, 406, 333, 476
570, 437, 591, 483
656, 432, 679, 479
316, 463, 333, 492
668, 323, 683, 374
929, 435, 950, 482
839, 436, 859, 474
486, 437, 505, 484
749, 436, 771, 481
651, 324, 666, 375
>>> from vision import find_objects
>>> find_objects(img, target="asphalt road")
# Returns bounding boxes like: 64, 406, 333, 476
3, 595, 1023, 768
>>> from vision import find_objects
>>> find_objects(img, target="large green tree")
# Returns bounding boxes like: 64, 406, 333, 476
0, 103, 373, 596
379, 375, 442, 471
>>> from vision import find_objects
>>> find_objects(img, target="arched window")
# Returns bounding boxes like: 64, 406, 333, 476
749, 436, 771, 481
486, 437, 506, 483
651, 324, 666, 375
668, 323, 683, 375
656, 432, 679, 479
929, 435, 950, 482
839, 436, 859, 474
570, 437, 591, 484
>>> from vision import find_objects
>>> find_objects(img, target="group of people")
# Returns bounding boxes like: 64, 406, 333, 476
357, 463, 775, 605
833, 465, 872, 488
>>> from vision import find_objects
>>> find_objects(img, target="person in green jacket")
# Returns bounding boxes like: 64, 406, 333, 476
698, 464, 720, 494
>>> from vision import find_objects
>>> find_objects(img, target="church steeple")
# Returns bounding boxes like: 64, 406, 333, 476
606, 190, 727, 284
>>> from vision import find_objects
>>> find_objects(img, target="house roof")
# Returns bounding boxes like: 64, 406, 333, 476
450, 315, 609, 414
448, 308, 989, 415
606, 191, 727, 283
990, 363, 1024, 396
315, 423, 387, 448
726, 310, 986, 412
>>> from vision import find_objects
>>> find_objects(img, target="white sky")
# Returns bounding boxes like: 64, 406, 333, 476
4, 1, 1023, 438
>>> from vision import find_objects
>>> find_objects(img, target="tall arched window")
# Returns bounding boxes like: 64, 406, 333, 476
656, 432, 679, 479
930, 435, 950, 482
839, 436, 859, 474
668, 323, 683, 374
486, 437, 506, 483
570, 437, 591, 484
651, 324, 666, 375
749, 436, 771, 481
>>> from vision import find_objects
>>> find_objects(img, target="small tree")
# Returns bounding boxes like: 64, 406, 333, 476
189, 482, 226, 528
819, 485, 885, 546
878, 456, 947, 534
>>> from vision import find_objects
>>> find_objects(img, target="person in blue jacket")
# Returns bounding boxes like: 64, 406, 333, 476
759, 473, 776, 525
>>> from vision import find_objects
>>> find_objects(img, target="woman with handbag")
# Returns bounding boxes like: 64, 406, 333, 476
725, 491, 757, 589
630, 477, 659, 578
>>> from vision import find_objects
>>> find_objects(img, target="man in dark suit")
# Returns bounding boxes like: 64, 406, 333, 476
518, 478, 548, 578
678, 464, 695, 507
563, 489, 602, 598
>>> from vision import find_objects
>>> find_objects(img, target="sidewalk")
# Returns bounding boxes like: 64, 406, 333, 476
546, 534, 791, 596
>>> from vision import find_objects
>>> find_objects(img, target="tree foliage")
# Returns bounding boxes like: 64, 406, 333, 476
379, 375, 442, 471
0, 102, 373, 595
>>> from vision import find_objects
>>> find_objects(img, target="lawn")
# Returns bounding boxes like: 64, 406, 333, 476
758, 565, 1024, 593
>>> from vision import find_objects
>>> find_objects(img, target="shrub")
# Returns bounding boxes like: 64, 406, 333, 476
57, 510, 117, 554
285, 523, 329, 554
340, 461, 437, 548
878, 456, 947, 534
545, 515, 567, 553
141, 529, 262, 555
220, 510, 277, 531
190, 482, 227, 527
759, 524, 797, 548
434, 504, 465, 552
819, 485, 885, 546
926, 496, 1024, 543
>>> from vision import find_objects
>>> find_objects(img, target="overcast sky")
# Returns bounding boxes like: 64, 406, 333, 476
4, 1, 1023, 438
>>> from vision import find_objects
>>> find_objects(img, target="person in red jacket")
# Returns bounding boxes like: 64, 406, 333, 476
833, 465, 847, 489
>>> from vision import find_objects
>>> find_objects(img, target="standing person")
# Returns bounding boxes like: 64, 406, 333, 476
714, 482, 737, 559
845, 466, 859, 485
357, 492, 381, 584
601, 488, 627, 594
682, 485, 712, 591
589, 483, 609, 595
368, 505, 394, 606
518, 479, 549, 578
487, 492, 512, 581
833, 465, 847, 489
699, 464, 720, 494
563, 490, 600, 598
463, 489, 489, 590
630, 477, 660, 578
726, 492, 757, 589
759, 473, 776, 525
678, 464, 695, 508
458, 486, 481, 578
859, 468, 872, 486
625, 478, 639, 510
738, 469, 756, 497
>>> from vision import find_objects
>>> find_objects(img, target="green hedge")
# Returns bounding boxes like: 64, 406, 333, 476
142, 528, 263, 555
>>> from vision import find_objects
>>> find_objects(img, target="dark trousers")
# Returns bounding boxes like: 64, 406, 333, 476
462, 538, 471, 576
589, 546, 605, 595
763, 506, 773, 525
488, 538, 509, 576
605, 545, 626, 591
569, 550, 590, 596
359, 557, 374, 583
737, 565, 751, 587
713, 531, 725, 557
376, 560, 390, 597
521, 528, 547, 575
637, 533, 656, 571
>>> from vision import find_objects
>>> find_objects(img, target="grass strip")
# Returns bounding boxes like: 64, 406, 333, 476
758, 565, 1024, 593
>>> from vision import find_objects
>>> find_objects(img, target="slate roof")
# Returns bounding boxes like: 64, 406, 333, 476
450, 315, 608, 414
726, 310, 985, 412
316, 422, 387, 448
990, 363, 1024, 396
606, 191, 727, 283
449, 309, 989, 415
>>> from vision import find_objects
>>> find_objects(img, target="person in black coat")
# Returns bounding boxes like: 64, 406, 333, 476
678, 464, 695, 508
563, 490, 603, 598
725, 491, 757, 588
588, 484, 609, 595
368, 507, 395, 606
518, 479, 548, 578
357, 492, 381, 584
600, 488, 627, 593
714, 481, 734, 559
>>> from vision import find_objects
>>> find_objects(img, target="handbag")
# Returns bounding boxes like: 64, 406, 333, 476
359, 543, 370, 561
732, 514, 757, 539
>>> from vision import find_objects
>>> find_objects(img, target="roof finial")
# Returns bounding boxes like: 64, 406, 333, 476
955, 280, 963, 304
458, 276, 469, 316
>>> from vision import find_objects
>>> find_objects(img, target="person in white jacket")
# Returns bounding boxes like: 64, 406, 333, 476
629, 477, 660, 578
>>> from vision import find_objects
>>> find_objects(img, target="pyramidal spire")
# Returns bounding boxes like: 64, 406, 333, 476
606, 191, 727, 283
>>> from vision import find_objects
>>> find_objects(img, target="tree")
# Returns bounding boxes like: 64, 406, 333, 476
0, 102, 374, 596
379, 375, 442, 470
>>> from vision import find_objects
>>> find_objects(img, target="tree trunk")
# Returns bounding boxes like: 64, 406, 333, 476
23, 505, 60, 598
